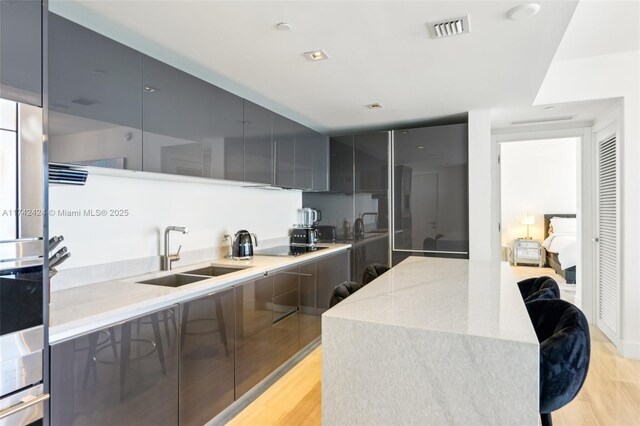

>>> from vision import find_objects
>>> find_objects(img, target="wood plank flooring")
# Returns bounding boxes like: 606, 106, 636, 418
228, 329, 640, 426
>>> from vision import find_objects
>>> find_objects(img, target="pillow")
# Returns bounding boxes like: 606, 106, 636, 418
550, 217, 576, 235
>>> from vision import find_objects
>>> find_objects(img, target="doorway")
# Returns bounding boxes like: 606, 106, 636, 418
499, 137, 580, 303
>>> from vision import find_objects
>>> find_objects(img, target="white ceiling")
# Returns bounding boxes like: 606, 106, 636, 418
50, 0, 577, 134
553, 0, 640, 61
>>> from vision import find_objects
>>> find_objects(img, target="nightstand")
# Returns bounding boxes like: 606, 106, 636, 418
513, 239, 544, 267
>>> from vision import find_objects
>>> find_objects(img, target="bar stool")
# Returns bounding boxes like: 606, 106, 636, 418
525, 299, 591, 426
180, 293, 229, 357
362, 263, 390, 286
329, 281, 363, 307
518, 276, 560, 302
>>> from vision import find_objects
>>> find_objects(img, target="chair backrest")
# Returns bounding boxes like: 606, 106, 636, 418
329, 281, 364, 307
525, 299, 591, 414
362, 264, 390, 286
517, 276, 559, 301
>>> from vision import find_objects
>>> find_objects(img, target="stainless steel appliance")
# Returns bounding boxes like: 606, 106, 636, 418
290, 228, 318, 246
298, 207, 320, 227
315, 225, 337, 243
225, 230, 258, 260
0, 99, 48, 425
255, 245, 328, 257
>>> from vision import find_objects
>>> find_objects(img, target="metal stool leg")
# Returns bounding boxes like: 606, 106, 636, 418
82, 332, 99, 389
119, 322, 132, 402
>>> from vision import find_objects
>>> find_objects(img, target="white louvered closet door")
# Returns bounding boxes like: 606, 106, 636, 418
596, 129, 619, 344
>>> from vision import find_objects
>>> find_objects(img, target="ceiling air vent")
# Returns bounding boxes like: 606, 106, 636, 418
429, 15, 470, 38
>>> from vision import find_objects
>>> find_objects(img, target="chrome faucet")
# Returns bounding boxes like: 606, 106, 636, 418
162, 226, 188, 270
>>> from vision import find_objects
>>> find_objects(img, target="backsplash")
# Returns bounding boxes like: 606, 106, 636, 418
49, 171, 300, 290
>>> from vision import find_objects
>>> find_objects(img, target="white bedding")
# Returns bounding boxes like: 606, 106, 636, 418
542, 234, 577, 269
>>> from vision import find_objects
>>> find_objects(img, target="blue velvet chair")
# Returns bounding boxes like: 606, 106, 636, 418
362, 264, 390, 286
525, 299, 591, 426
518, 276, 560, 302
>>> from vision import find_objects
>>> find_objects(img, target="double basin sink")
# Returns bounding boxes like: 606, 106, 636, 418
137, 265, 252, 288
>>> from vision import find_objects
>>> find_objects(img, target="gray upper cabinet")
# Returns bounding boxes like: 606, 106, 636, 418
311, 131, 329, 191
48, 13, 143, 170
202, 82, 244, 181
294, 124, 313, 189
143, 55, 202, 176
273, 113, 295, 188
243, 101, 273, 184
0, 0, 42, 106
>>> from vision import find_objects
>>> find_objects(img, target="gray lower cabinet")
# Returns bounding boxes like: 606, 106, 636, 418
271, 267, 300, 368
234, 275, 275, 398
179, 288, 235, 426
50, 305, 179, 426
316, 250, 350, 310
48, 13, 144, 170
143, 55, 202, 176
0, 0, 42, 106
299, 262, 320, 347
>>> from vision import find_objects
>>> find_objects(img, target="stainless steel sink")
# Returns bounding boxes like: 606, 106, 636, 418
182, 265, 251, 276
137, 274, 209, 288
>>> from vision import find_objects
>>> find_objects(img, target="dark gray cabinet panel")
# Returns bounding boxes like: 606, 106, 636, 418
273, 113, 295, 188
299, 262, 320, 348
316, 251, 350, 310
202, 83, 244, 181
271, 267, 299, 367
50, 306, 179, 426
311, 132, 329, 191
235, 276, 274, 398
392, 124, 469, 259
355, 132, 388, 193
294, 124, 313, 189
143, 55, 202, 176
179, 288, 234, 426
48, 13, 144, 170
243, 101, 273, 184
329, 136, 354, 194
0, 0, 41, 106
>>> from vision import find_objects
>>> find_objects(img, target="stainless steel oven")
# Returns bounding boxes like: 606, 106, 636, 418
0, 99, 48, 425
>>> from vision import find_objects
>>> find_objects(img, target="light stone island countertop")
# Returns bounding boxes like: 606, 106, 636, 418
322, 256, 540, 426
50, 243, 350, 344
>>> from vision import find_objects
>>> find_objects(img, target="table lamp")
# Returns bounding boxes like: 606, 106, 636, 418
522, 214, 535, 239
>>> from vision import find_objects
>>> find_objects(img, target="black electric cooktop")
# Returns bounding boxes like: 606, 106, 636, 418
255, 245, 328, 257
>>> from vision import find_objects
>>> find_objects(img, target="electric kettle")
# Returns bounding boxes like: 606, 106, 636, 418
226, 230, 258, 260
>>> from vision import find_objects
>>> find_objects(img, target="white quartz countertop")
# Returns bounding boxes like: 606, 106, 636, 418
324, 256, 538, 344
50, 243, 350, 344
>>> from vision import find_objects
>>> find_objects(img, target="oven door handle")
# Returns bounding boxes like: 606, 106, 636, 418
0, 393, 49, 420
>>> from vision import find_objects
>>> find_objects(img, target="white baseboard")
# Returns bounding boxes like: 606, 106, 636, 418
620, 340, 640, 360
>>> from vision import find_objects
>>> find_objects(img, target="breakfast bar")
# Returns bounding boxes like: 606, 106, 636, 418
322, 257, 539, 425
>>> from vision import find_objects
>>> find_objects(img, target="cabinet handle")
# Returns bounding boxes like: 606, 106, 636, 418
272, 307, 298, 325
0, 393, 49, 420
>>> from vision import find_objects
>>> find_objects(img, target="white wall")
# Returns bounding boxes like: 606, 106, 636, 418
49, 171, 301, 271
468, 109, 493, 261
500, 138, 578, 245
535, 50, 640, 359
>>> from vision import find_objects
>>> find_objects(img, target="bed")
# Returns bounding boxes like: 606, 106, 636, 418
542, 214, 576, 284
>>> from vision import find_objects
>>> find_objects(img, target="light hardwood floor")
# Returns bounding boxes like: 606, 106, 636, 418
229, 328, 640, 426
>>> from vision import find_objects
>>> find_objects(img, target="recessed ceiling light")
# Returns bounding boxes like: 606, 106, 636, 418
276, 22, 292, 31
507, 4, 540, 20
544, 106, 556, 110
304, 50, 329, 61
143, 86, 158, 93
416, 145, 425, 150
367, 103, 383, 109
92, 69, 106, 75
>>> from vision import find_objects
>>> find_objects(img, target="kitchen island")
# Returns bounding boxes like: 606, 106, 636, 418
322, 257, 539, 425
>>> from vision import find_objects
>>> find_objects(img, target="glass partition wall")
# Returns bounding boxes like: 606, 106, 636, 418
391, 124, 469, 264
